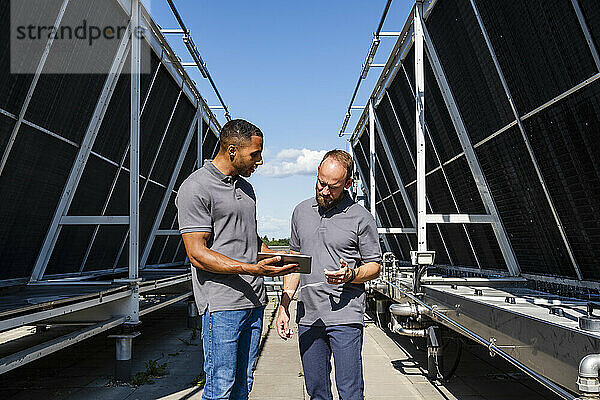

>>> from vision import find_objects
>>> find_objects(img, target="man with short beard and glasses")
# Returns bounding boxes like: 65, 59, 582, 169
176, 119, 298, 400
276, 150, 382, 400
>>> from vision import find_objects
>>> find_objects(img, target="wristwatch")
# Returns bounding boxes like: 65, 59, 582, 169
346, 267, 357, 283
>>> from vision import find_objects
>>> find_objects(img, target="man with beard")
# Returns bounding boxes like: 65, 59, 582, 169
276, 150, 381, 400
176, 119, 298, 400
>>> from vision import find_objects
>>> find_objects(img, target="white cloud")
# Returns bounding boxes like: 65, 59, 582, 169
257, 215, 290, 239
258, 148, 326, 178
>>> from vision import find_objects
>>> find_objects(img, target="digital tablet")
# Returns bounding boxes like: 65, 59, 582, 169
257, 252, 312, 274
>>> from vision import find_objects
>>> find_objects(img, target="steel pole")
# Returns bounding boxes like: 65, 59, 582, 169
415, 0, 426, 253
368, 99, 376, 218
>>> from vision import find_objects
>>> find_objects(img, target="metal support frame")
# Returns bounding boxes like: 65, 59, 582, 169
395, 68, 481, 268
421, 15, 520, 276
125, 0, 142, 325
469, 0, 575, 279
425, 214, 494, 224
78, 61, 162, 273
0, 316, 126, 374
378, 228, 417, 234
0, 0, 71, 178
140, 109, 201, 268
130, 0, 141, 277
198, 104, 204, 168
61, 216, 129, 225
415, 1, 427, 253
571, 0, 600, 71
373, 109, 416, 226
113, 89, 183, 265
30, 25, 132, 282
165, 0, 231, 121
374, 153, 414, 247
368, 99, 376, 218
166, 130, 220, 264
351, 145, 394, 254
375, 92, 454, 264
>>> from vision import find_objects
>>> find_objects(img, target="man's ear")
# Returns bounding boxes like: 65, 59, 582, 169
228, 144, 236, 161
344, 177, 354, 189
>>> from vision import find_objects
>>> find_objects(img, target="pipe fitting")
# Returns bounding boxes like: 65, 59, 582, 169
388, 319, 427, 337
390, 302, 427, 318
578, 354, 600, 396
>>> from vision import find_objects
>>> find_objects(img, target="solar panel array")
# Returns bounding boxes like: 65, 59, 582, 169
0, 0, 220, 281
356, 0, 600, 281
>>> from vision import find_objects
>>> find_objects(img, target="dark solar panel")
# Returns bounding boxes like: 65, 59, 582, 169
173, 242, 187, 263
423, 59, 464, 164
426, 0, 513, 144
159, 234, 181, 264
22, 0, 133, 145
84, 225, 128, 271
466, 224, 507, 270
375, 127, 399, 193
354, 132, 370, 193
522, 80, 600, 280
428, 227, 450, 265
443, 157, 486, 214
138, 68, 182, 178
476, 127, 575, 277
391, 192, 413, 229
176, 128, 203, 191
151, 97, 196, 185
0, 1, 50, 116
474, 0, 597, 115
580, 0, 600, 59
425, 170, 455, 214
0, 114, 16, 169
0, 124, 77, 280
92, 49, 156, 163
68, 156, 118, 216
46, 225, 95, 275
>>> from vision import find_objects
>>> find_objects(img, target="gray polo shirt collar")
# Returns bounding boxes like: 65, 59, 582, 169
311, 191, 353, 214
204, 160, 238, 185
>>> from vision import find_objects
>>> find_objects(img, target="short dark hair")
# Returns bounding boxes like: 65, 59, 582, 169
319, 149, 354, 181
219, 119, 263, 150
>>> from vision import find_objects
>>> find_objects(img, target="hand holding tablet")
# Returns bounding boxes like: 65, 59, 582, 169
257, 252, 312, 274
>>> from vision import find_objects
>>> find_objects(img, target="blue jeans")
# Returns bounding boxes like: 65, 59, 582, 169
201, 307, 264, 400
298, 324, 364, 400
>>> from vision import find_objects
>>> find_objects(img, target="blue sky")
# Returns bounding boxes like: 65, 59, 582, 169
143, 0, 413, 239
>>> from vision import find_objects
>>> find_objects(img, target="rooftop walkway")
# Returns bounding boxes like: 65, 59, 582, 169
0, 297, 559, 399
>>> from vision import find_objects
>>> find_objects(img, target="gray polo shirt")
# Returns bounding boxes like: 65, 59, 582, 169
290, 192, 381, 326
175, 160, 267, 314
